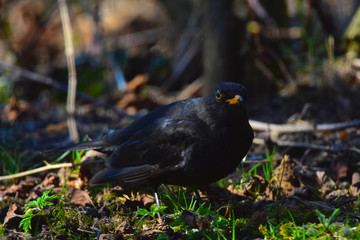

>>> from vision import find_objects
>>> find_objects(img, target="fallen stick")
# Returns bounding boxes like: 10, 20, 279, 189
0, 155, 107, 181
250, 119, 360, 133
253, 137, 360, 154
0, 162, 73, 181
276, 141, 360, 154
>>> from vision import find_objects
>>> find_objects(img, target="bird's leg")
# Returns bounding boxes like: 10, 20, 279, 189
154, 191, 164, 224
154, 192, 160, 207
151, 186, 165, 223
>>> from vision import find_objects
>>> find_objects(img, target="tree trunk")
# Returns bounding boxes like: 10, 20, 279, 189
202, 0, 243, 94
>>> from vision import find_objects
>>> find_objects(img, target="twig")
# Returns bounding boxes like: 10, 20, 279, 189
253, 137, 360, 154
276, 141, 336, 152
0, 163, 73, 181
58, 0, 78, 142
76, 228, 97, 234
249, 119, 360, 133
0, 62, 129, 117
276, 141, 360, 154
0, 159, 105, 181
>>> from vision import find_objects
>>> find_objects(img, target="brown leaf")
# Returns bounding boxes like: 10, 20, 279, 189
98, 233, 124, 240
181, 209, 211, 230
41, 172, 60, 188
70, 188, 94, 207
5, 177, 39, 198
273, 155, 300, 196
4, 203, 23, 229
316, 171, 333, 196
227, 185, 246, 197
140, 194, 155, 207
330, 157, 349, 183
350, 172, 360, 196
352, 172, 360, 186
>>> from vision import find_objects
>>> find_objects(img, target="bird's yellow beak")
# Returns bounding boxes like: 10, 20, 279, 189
225, 95, 243, 105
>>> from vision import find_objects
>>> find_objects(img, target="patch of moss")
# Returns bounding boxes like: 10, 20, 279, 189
98, 216, 122, 234
0, 224, 5, 237
267, 201, 318, 225
51, 198, 97, 238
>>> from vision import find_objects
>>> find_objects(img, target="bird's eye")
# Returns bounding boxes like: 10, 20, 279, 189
216, 90, 222, 99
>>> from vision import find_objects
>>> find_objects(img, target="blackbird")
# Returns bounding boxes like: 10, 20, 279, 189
55, 82, 253, 188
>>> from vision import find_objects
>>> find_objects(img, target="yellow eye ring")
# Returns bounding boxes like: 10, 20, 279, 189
216, 90, 222, 99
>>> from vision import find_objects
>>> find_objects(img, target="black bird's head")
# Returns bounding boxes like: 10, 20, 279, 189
213, 82, 248, 106
202, 82, 250, 126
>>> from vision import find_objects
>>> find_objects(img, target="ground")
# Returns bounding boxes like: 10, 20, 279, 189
1, 67, 360, 239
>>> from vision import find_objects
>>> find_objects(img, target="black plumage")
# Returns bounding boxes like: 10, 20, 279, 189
55, 82, 253, 188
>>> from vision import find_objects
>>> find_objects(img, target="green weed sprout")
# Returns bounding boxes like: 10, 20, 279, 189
316, 208, 340, 229
135, 204, 167, 237
263, 147, 275, 183
19, 190, 59, 239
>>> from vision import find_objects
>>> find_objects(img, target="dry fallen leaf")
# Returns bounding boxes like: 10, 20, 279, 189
69, 188, 94, 207
273, 155, 300, 196
350, 172, 360, 196
41, 172, 60, 188
330, 157, 349, 184
4, 203, 23, 229
140, 194, 155, 207
316, 171, 333, 197
98, 233, 123, 240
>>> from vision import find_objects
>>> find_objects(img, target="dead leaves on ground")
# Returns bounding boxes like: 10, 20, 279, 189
227, 152, 360, 211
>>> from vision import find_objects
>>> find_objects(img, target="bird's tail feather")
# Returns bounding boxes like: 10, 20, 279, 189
90, 165, 154, 186
43, 139, 109, 153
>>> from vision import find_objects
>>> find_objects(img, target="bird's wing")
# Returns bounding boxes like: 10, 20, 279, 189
109, 117, 207, 168
90, 117, 208, 185
45, 102, 183, 153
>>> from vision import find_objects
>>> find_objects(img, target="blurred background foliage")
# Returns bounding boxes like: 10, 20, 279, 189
0, 0, 360, 118
2, 2, 360, 238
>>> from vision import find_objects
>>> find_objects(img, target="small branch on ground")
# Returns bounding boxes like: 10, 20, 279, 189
250, 119, 360, 133
253, 137, 360, 154
0, 162, 73, 181
0, 159, 104, 181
